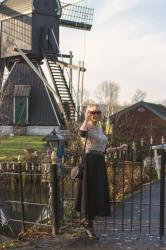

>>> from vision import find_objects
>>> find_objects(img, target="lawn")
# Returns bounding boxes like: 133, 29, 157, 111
0, 135, 45, 161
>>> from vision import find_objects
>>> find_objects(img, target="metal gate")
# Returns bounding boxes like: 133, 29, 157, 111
63, 146, 166, 239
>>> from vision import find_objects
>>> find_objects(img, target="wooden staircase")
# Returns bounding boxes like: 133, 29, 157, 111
44, 54, 76, 122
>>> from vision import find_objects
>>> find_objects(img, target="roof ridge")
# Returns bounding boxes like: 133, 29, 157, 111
110, 101, 166, 122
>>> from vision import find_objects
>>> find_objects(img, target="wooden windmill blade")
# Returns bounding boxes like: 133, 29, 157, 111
60, 2, 94, 31
0, 0, 94, 59
0, 0, 62, 58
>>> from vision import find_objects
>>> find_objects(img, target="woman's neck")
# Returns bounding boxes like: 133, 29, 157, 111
88, 121, 99, 127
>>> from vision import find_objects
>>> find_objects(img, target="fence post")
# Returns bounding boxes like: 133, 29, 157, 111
160, 149, 166, 239
51, 151, 59, 235
18, 156, 25, 233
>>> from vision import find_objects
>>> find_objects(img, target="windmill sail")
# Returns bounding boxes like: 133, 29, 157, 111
60, 2, 94, 31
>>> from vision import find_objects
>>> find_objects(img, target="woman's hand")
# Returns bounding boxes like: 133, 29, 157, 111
106, 147, 116, 154
106, 147, 111, 154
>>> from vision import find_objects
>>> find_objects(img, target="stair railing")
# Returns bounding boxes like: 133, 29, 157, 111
43, 57, 75, 122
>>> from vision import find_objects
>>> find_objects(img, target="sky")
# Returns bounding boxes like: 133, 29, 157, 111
60, 0, 166, 104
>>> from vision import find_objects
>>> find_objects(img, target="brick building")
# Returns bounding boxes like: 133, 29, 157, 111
109, 101, 166, 147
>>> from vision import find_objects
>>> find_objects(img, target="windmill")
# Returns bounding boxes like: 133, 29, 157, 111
0, 0, 93, 135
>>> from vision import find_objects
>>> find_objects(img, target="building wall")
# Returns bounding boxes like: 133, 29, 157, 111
0, 125, 59, 136
0, 125, 13, 135
26, 126, 59, 136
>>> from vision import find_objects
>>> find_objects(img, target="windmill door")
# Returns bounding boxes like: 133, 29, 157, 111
15, 97, 27, 125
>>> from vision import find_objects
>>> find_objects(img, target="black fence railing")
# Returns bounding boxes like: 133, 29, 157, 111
0, 147, 165, 238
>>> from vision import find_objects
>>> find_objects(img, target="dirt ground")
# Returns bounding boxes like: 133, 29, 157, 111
8, 231, 166, 250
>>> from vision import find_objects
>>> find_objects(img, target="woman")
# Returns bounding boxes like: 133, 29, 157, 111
75, 104, 127, 239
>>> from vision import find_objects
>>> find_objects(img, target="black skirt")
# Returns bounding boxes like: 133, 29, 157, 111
75, 152, 111, 218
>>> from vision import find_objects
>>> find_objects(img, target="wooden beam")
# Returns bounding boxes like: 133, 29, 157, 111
0, 11, 32, 22
56, 59, 86, 72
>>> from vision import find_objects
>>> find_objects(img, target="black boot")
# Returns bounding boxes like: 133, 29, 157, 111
80, 219, 98, 239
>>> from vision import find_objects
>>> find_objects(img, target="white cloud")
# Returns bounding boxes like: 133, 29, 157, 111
95, 0, 142, 25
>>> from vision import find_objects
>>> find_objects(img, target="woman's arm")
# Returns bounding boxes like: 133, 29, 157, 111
106, 144, 128, 154
79, 119, 89, 138
79, 129, 88, 138
80, 120, 88, 131
79, 107, 91, 133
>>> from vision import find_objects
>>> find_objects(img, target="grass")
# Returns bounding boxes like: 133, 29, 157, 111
0, 135, 45, 161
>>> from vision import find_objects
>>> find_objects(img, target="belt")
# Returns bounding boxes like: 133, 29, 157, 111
87, 150, 104, 155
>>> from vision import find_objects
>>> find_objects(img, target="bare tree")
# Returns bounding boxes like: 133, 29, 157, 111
132, 89, 147, 104
95, 80, 120, 117
83, 89, 95, 106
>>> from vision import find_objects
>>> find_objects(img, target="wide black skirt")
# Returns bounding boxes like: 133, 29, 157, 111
75, 152, 111, 218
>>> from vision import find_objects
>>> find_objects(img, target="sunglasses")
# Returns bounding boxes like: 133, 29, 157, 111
89, 111, 101, 115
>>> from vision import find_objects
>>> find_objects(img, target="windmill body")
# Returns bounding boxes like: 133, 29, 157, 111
0, 0, 93, 135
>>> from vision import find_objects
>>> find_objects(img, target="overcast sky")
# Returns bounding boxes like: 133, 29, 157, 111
60, 0, 166, 104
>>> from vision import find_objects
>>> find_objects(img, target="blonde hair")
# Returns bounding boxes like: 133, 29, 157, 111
86, 104, 101, 112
